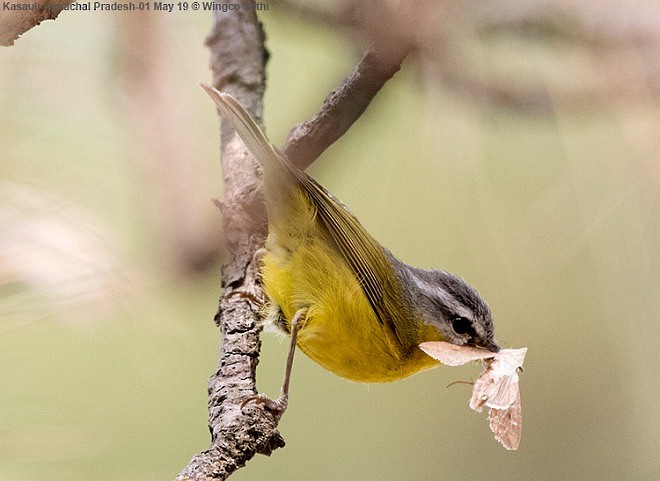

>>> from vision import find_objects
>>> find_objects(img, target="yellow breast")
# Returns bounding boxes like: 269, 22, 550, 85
260, 195, 440, 382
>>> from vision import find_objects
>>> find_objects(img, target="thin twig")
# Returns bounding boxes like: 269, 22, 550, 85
283, 43, 411, 170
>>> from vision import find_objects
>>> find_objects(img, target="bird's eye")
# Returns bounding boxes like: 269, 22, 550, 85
452, 316, 472, 335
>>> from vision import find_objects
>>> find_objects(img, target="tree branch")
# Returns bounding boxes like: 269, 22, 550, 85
283, 43, 411, 170
175, 7, 282, 481
0, 0, 72, 46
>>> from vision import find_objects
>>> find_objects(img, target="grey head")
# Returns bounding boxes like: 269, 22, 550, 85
386, 251, 500, 352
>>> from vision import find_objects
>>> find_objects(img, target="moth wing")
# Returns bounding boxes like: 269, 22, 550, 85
469, 368, 492, 412
488, 390, 523, 450
469, 367, 520, 412
492, 348, 527, 376
485, 372, 520, 410
419, 341, 493, 366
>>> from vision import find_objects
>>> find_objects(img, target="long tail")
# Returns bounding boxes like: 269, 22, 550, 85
200, 83, 292, 183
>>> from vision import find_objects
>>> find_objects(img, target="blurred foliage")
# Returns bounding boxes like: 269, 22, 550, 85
1, 3, 659, 481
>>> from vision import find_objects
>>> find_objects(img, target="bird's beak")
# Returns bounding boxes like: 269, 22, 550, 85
481, 339, 501, 353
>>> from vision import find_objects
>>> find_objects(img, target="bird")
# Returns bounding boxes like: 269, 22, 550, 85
201, 84, 500, 412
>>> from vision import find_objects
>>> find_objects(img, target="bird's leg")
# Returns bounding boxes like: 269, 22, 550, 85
241, 307, 308, 417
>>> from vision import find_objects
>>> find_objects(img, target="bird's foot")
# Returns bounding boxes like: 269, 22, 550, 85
241, 393, 288, 418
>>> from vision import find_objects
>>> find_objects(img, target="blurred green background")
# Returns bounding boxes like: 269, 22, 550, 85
1, 3, 659, 481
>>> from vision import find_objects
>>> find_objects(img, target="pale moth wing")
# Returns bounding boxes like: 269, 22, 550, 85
488, 390, 522, 451
418, 341, 495, 366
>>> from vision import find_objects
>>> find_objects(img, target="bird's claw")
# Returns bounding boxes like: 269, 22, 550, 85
241, 393, 288, 417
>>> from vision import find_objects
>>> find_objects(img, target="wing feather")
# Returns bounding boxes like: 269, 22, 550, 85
300, 176, 415, 349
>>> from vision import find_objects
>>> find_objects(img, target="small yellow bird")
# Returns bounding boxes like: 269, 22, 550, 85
202, 85, 499, 410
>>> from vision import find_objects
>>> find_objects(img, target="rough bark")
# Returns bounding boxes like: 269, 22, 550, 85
175, 7, 278, 481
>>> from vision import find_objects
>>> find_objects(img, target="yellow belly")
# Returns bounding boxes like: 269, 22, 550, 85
261, 208, 441, 382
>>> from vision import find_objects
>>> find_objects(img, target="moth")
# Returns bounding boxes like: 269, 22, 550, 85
419, 341, 527, 450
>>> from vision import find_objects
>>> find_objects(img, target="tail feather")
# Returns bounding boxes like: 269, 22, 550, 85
200, 83, 290, 180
